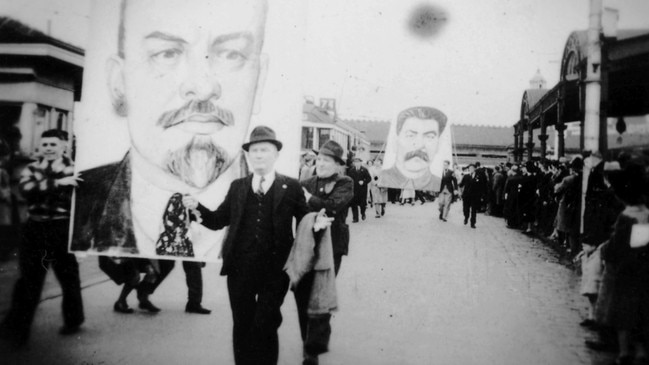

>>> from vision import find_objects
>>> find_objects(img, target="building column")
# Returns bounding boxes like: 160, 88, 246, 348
538, 112, 548, 160
526, 118, 534, 161
17, 103, 38, 157
556, 124, 566, 158
513, 124, 519, 162
518, 123, 525, 162
538, 134, 549, 160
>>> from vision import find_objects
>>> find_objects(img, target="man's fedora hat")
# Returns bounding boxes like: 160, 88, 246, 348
318, 140, 345, 165
242, 125, 283, 152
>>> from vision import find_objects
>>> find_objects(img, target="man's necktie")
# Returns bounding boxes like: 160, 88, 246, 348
256, 176, 266, 196
155, 193, 194, 257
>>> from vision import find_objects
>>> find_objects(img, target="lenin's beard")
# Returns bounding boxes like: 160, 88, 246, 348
158, 100, 235, 189
164, 136, 230, 189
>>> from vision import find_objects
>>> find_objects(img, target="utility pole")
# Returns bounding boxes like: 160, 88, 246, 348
581, 0, 603, 233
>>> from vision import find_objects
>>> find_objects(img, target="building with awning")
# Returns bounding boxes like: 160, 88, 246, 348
513, 28, 649, 161
0, 17, 84, 160
301, 98, 370, 162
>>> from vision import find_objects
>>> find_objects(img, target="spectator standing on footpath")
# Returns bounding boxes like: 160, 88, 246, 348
602, 160, 649, 365
490, 165, 506, 217
0, 129, 84, 347
347, 157, 371, 222
0, 148, 12, 261
555, 156, 583, 255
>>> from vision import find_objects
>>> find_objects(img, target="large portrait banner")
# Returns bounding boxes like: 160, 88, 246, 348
378, 106, 454, 192
69, 0, 306, 262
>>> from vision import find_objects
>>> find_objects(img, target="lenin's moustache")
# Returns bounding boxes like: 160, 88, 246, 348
157, 100, 234, 129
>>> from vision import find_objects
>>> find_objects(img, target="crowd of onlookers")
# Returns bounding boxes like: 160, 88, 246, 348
477, 151, 649, 365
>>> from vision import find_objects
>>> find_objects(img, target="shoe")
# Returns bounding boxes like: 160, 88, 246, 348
352, 219, 359, 223
471, 224, 476, 229
584, 339, 618, 353
375, 215, 380, 218
114, 300, 134, 314
362, 214, 366, 220
439, 213, 443, 220
613, 355, 634, 365
139, 299, 161, 313
303, 353, 319, 365
441, 218, 447, 222
185, 303, 211, 314
579, 319, 596, 328
58, 325, 81, 336
464, 218, 468, 225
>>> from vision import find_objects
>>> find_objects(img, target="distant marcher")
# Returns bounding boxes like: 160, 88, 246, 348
347, 157, 371, 222
400, 188, 415, 205
437, 160, 458, 222
369, 159, 387, 217
0, 130, 84, 346
459, 164, 486, 228
299, 151, 316, 182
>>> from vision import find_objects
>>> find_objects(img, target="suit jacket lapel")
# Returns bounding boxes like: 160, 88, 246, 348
272, 173, 286, 212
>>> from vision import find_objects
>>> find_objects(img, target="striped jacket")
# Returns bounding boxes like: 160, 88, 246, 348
19, 156, 74, 221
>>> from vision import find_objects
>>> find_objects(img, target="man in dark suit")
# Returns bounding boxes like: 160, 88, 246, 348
437, 160, 458, 221
298, 140, 354, 365
347, 157, 371, 222
459, 163, 486, 228
183, 126, 332, 365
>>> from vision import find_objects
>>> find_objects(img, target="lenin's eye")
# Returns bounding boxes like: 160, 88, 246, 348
214, 49, 247, 68
151, 48, 183, 67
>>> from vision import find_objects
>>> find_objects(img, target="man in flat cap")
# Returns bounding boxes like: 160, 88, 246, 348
183, 126, 332, 365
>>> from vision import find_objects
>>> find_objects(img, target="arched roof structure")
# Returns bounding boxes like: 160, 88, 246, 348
513, 28, 649, 161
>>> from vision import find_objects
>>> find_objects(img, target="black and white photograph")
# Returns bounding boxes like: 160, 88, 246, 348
1, 0, 649, 364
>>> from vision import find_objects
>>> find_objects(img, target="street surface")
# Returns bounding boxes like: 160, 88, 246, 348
1, 203, 614, 364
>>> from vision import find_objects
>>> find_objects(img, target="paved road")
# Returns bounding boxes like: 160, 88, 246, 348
0, 203, 613, 364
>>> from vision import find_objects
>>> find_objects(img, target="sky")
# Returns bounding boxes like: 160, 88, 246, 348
2, 0, 649, 127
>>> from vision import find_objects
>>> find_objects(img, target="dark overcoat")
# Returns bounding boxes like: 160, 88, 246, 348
301, 174, 353, 256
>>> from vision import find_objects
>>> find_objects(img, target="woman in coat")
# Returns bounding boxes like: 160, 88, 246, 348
554, 157, 583, 254
369, 159, 387, 217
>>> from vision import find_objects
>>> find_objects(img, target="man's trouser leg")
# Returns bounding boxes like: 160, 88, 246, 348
138, 259, 175, 296
183, 261, 203, 305
438, 191, 451, 219
228, 261, 289, 365
463, 198, 471, 221
2, 220, 50, 342
470, 199, 479, 225
294, 255, 342, 357
49, 220, 84, 328
350, 204, 359, 221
